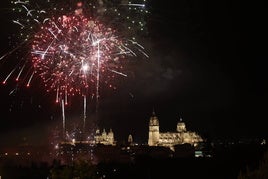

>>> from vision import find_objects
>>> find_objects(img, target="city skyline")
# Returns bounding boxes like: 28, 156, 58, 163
0, 0, 267, 147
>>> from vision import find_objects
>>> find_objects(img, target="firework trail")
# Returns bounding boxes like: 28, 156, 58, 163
83, 95, 86, 132
61, 99, 65, 137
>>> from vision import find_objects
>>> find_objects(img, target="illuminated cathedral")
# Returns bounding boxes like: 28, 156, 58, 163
94, 128, 116, 146
148, 111, 203, 151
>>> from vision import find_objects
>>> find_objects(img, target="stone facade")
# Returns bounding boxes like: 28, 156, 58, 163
94, 128, 116, 145
148, 111, 203, 151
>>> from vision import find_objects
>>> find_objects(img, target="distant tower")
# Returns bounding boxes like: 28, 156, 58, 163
128, 134, 133, 145
107, 129, 114, 144
177, 116, 186, 132
148, 109, 160, 146
102, 129, 107, 139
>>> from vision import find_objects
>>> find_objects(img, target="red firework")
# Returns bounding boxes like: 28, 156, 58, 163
31, 13, 132, 101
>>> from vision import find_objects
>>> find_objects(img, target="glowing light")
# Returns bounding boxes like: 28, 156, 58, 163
1, 0, 149, 102
82, 64, 89, 72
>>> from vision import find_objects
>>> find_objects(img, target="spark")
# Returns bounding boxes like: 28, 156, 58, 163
9, 86, 18, 95
109, 69, 127, 77
43, 18, 50, 23
21, 5, 34, 16
33, 19, 40, 24
121, 3, 146, 8
1, 0, 149, 108
3, 68, 16, 84
16, 64, 25, 81
40, 10, 46, 14
12, 20, 25, 28
14, 0, 29, 5
56, 87, 59, 103
26, 71, 34, 87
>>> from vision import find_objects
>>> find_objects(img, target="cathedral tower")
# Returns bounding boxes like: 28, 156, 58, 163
148, 110, 160, 146
177, 117, 186, 132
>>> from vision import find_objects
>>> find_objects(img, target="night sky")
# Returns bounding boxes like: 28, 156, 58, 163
0, 0, 267, 147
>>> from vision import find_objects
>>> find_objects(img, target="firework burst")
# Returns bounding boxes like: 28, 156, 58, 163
1, 0, 149, 103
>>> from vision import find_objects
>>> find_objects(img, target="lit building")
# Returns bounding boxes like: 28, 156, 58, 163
94, 128, 116, 146
148, 111, 203, 151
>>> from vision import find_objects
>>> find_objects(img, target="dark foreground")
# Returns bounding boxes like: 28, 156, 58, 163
1, 143, 267, 179
0, 156, 266, 179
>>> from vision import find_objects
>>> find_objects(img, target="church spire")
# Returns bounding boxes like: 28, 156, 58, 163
152, 107, 156, 116
179, 114, 183, 121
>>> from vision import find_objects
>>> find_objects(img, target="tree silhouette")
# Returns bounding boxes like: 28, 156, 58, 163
49, 160, 98, 179
238, 147, 268, 179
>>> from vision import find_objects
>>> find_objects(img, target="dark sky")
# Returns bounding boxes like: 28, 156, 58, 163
0, 0, 267, 146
